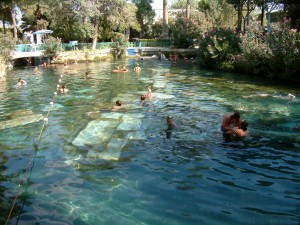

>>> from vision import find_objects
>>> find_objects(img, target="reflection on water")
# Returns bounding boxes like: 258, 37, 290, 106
0, 60, 300, 225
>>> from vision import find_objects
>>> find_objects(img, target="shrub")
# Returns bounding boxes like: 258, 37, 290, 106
169, 16, 203, 48
111, 33, 128, 59
198, 27, 241, 70
43, 36, 62, 58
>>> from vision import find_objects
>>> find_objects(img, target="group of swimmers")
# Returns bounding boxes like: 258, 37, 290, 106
113, 63, 141, 73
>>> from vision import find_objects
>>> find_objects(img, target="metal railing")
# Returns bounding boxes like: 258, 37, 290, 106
15, 40, 172, 53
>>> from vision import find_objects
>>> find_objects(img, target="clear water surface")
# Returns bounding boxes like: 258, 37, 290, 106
0, 59, 299, 225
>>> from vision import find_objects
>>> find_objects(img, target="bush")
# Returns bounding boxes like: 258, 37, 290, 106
239, 22, 271, 74
169, 16, 203, 48
111, 33, 128, 59
43, 36, 62, 58
198, 27, 241, 70
239, 20, 300, 78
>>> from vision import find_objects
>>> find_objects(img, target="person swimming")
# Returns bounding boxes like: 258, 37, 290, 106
17, 78, 27, 85
112, 100, 123, 111
134, 63, 141, 72
113, 67, 120, 72
60, 85, 69, 93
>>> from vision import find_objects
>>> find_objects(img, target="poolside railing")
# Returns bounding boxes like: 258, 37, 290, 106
15, 40, 172, 53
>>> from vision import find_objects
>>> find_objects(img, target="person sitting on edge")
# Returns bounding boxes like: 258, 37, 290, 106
17, 78, 27, 85
221, 111, 241, 134
60, 85, 69, 93
112, 100, 123, 111
121, 65, 128, 72
113, 66, 120, 72
134, 63, 141, 72
229, 120, 248, 137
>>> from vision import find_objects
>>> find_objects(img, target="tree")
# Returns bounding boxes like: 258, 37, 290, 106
131, 0, 154, 38
171, 0, 199, 9
198, 0, 235, 28
226, 0, 246, 31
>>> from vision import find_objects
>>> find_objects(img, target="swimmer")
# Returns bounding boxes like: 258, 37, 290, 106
34, 67, 40, 73
221, 111, 241, 133
288, 93, 296, 100
144, 86, 153, 99
140, 95, 146, 106
121, 65, 128, 72
293, 125, 300, 131
85, 72, 91, 79
166, 115, 177, 130
60, 85, 69, 93
134, 63, 141, 72
113, 66, 120, 72
229, 120, 248, 137
17, 78, 27, 85
112, 100, 123, 111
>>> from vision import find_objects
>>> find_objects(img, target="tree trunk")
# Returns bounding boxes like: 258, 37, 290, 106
186, 0, 190, 19
162, 0, 168, 39
237, 0, 244, 32
92, 18, 99, 50
260, 4, 265, 27
2, 15, 6, 34
10, 6, 18, 40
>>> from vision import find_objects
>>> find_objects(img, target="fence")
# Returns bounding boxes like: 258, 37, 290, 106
16, 40, 172, 53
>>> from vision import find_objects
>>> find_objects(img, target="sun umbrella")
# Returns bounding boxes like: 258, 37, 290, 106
33, 29, 53, 35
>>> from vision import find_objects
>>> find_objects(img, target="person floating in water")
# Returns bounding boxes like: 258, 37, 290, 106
17, 78, 27, 86
60, 85, 69, 93
112, 100, 123, 111
158, 49, 162, 60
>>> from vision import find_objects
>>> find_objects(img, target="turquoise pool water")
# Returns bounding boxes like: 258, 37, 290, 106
0, 59, 300, 225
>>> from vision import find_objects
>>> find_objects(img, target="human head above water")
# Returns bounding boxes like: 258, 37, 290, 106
239, 120, 248, 131
140, 95, 145, 100
116, 100, 122, 106
232, 111, 240, 119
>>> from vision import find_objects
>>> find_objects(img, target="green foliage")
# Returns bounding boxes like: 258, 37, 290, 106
239, 22, 271, 74
171, 0, 199, 9
131, 0, 155, 38
169, 15, 204, 48
198, 27, 241, 69
0, 32, 16, 65
111, 33, 128, 59
239, 20, 300, 78
43, 36, 62, 58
